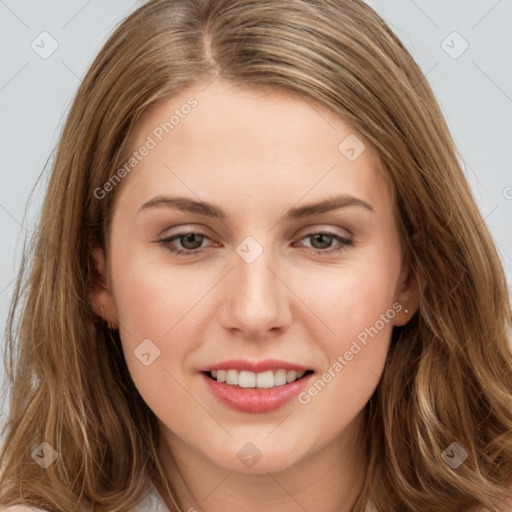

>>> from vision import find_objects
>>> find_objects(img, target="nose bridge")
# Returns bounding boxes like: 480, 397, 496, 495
219, 237, 289, 335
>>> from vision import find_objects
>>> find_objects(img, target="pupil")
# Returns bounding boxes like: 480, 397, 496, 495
311, 234, 331, 249
182, 233, 203, 249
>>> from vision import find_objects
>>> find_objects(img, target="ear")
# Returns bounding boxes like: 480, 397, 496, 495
89, 244, 119, 329
393, 258, 420, 327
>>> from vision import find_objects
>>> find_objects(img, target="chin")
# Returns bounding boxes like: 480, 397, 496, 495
206, 441, 306, 475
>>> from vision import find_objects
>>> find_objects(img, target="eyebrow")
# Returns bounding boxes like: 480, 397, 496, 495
137, 194, 374, 219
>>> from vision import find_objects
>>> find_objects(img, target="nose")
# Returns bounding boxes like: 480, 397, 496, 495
217, 244, 292, 339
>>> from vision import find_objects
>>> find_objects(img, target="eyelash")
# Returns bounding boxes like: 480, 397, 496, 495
158, 230, 353, 257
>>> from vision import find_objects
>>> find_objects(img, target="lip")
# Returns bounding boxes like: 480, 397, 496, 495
199, 358, 311, 373
200, 370, 314, 414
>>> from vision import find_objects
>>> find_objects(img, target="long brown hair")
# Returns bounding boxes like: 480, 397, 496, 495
1, 1, 511, 510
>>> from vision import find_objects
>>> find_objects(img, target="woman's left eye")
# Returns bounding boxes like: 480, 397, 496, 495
296, 232, 353, 255
158, 231, 352, 256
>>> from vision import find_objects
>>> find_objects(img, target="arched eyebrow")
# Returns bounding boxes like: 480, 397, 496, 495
283, 195, 374, 218
136, 194, 374, 219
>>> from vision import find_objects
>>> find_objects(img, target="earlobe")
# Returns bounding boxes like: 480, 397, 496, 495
89, 245, 119, 329
393, 259, 420, 327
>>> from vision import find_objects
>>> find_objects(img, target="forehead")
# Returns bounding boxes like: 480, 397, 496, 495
115, 80, 391, 217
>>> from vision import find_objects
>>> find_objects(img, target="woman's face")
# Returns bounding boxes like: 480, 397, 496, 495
92, 79, 417, 474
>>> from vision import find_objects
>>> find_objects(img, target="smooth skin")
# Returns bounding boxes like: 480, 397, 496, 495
91, 79, 419, 512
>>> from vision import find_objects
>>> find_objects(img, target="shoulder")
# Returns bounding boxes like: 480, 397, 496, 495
129, 481, 171, 512
0, 481, 168, 512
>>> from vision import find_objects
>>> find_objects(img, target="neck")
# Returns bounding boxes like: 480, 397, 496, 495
156, 410, 368, 512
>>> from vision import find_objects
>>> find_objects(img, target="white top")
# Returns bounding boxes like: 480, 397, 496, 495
0, 481, 171, 512
2, 490, 509, 512
0, 484, 381, 512
128, 482, 171, 512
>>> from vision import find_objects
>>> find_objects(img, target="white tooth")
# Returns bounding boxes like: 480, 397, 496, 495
286, 370, 297, 383
274, 369, 287, 386
256, 370, 274, 388
219, 369, 308, 388
226, 369, 238, 385
211, 370, 217, 379
238, 371, 256, 388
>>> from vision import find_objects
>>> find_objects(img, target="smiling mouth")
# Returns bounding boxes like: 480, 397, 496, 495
202, 369, 315, 389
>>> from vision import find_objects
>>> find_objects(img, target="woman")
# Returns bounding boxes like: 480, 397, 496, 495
1, 0, 511, 511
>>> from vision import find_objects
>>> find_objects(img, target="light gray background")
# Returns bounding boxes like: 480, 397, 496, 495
1, 1, 511, 415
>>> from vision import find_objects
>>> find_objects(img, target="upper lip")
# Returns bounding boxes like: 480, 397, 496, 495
199, 358, 312, 373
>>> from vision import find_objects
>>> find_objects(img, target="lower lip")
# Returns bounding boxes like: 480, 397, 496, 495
201, 372, 314, 413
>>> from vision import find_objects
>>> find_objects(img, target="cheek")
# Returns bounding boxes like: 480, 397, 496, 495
293, 245, 401, 417
107, 241, 196, 382
301, 249, 401, 344
110, 234, 209, 340
113, 267, 190, 337
109, 255, 209, 415
294, 277, 397, 441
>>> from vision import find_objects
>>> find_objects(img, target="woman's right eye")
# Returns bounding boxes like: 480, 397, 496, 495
158, 231, 212, 256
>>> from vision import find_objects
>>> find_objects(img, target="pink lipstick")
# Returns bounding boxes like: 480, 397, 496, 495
199, 359, 314, 413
